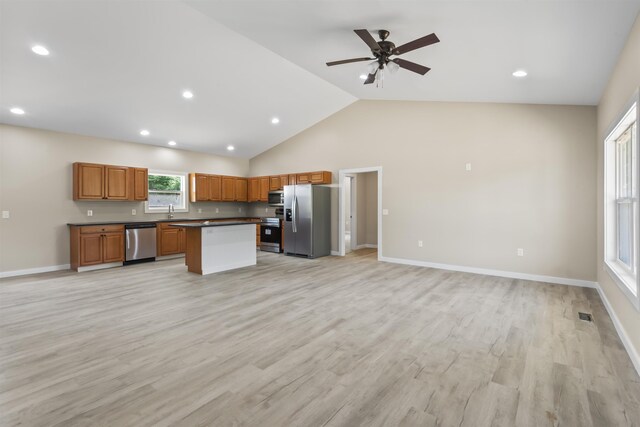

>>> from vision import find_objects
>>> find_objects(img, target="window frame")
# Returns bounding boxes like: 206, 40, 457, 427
604, 91, 640, 311
144, 170, 189, 214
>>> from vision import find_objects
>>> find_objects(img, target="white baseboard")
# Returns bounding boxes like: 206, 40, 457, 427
0, 264, 70, 279
330, 250, 340, 256
379, 256, 598, 288
596, 284, 640, 377
354, 244, 378, 249
77, 262, 123, 273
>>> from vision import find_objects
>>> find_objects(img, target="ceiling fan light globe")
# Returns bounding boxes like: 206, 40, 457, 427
387, 61, 399, 74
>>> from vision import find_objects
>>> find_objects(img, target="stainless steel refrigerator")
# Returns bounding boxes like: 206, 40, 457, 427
283, 184, 331, 258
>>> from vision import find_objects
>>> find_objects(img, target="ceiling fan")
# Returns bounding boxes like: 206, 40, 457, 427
326, 29, 440, 86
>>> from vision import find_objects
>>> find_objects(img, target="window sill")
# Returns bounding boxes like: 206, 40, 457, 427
604, 261, 640, 311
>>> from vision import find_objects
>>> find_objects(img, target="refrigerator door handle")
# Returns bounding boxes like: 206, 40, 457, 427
126, 231, 130, 250
292, 196, 297, 233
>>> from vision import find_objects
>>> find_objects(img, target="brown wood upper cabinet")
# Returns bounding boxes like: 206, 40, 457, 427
221, 176, 236, 201
296, 171, 332, 185
131, 168, 148, 201
189, 173, 222, 202
73, 162, 148, 201
259, 176, 269, 202
269, 175, 281, 191
235, 178, 248, 202
248, 177, 259, 202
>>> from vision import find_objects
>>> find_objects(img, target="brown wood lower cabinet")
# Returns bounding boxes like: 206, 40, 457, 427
157, 222, 191, 256
70, 225, 124, 270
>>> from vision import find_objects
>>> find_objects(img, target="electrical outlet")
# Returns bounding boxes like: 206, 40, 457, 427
382, 209, 389, 215
465, 163, 472, 171
131, 209, 136, 215
265, 207, 268, 213
215, 208, 219, 213
198, 208, 202, 213
238, 207, 242, 212
1, 211, 9, 219
87, 210, 93, 217
517, 248, 524, 256
418, 240, 423, 247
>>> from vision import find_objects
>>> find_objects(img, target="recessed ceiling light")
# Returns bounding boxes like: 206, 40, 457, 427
10, 107, 25, 115
140, 129, 150, 136
359, 74, 367, 80
512, 70, 528, 78
271, 117, 280, 124
227, 145, 235, 151
168, 140, 177, 146
31, 45, 49, 56
182, 90, 194, 99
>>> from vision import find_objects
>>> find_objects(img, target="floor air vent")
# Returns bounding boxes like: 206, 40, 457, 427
578, 312, 593, 322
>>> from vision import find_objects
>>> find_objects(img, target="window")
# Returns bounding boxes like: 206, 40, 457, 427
605, 97, 639, 310
144, 171, 189, 213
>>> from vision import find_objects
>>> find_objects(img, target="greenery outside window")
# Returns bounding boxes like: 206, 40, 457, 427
145, 171, 189, 213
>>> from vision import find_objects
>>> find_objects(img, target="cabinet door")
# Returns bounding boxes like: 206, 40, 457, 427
160, 228, 181, 255
79, 234, 103, 266
296, 172, 311, 184
288, 174, 297, 185
221, 176, 235, 201
178, 228, 187, 253
194, 174, 210, 202
75, 163, 105, 200
103, 233, 124, 263
269, 176, 281, 191
310, 171, 331, 184
280, 175, 289, 189
210, 175, 222, 201
259, 177, 269, 202
105, 166, 129, 200
248, 178, 259, 202
235, 178, 248, 202
132, 168, 148, 201
256, 224, 260, 247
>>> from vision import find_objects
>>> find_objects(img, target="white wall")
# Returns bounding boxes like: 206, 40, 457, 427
0, 124, 249, 274
250, 100, 597, 282
596, 15, 640, 366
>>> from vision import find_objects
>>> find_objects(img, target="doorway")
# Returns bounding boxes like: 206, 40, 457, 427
344, 175, 356, 254
339, 167, 382, 259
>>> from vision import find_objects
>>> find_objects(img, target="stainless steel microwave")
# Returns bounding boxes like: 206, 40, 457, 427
268, 190, 284, 206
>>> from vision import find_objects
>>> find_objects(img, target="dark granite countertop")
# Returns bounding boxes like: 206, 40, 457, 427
67, 217, 260, 226
169, 220, 259, 228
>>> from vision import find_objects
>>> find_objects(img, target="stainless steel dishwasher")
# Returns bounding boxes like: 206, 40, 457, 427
124, 223, 157, 265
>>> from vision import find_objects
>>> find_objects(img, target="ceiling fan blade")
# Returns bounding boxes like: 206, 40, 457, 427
392, 58, 431, 75
354, 29, 381, 52
363, 71, 377, 85
394, 33, 440, 55
326, 57, 374, 67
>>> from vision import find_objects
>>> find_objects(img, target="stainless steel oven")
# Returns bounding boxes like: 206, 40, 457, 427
268, 190, 284, 207
260, 217, 282, 253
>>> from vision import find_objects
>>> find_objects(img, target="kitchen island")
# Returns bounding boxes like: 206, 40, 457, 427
169, 221, 259, 275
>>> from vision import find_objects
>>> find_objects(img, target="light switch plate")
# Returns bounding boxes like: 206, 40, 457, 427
517, 248, 524, 256
131, 209, 136, 215
1, 211, 9, 219
238, 207, 242, 212
198, 208, 202, 213
465, 163, 472, 171
215, 208, 219, 213
87, 210, 93, 217
418, 240, 423, 247
382, 209, 389, 215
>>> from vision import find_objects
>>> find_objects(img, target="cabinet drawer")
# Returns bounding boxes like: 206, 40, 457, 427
79, 225, 124, 234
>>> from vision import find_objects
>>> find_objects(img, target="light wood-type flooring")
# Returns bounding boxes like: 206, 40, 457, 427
1, 249, 639, 426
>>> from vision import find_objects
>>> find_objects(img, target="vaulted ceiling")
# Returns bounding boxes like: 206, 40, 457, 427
1, 1, 638, 158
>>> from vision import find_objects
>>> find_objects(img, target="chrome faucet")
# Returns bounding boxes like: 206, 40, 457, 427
168, 204, 174, 219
